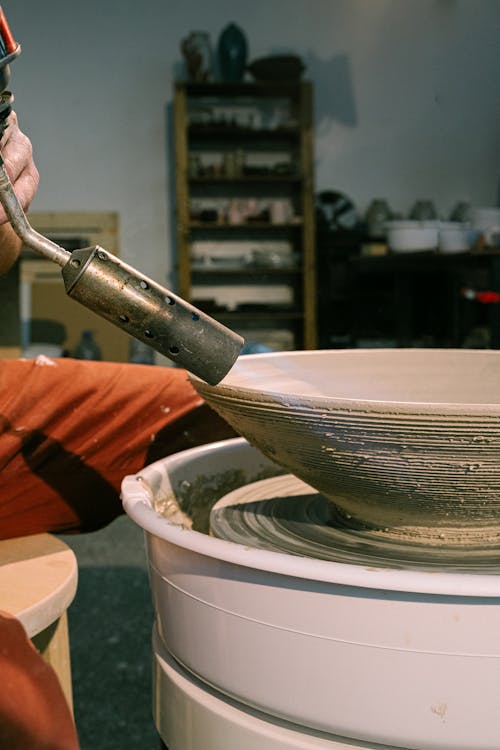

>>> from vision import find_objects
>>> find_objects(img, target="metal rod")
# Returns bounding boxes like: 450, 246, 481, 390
0, 159, 70, 266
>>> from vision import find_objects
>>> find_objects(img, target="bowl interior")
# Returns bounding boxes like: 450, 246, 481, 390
210, 349, 500, 408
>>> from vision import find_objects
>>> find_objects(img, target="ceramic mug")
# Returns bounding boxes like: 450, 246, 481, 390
270, 199, 292, 225
438, 222, 477, 253
470, 207, 500, 248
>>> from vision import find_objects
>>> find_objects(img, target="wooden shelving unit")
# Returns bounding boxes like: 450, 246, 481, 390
173, 80, 317, 351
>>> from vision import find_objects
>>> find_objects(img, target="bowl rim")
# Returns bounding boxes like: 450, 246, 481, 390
192, 348, 500, 415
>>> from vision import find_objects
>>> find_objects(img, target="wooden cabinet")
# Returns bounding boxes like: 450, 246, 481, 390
347, 252, 500, 349
172, 81, 316, 351
317, 240, 500, 350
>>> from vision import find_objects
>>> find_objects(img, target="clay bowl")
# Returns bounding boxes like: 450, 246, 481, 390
191, 349, 500, 547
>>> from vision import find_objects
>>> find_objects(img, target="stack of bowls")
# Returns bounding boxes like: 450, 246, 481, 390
386, 220, 477, 254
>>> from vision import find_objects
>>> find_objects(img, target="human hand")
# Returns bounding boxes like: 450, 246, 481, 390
0, 111, 39, 274
0, 110, 39, 221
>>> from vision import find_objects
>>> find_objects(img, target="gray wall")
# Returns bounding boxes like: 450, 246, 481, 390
7, 0, 500, 285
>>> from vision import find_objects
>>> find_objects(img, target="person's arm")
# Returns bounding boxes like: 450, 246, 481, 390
0, 111, 39, 275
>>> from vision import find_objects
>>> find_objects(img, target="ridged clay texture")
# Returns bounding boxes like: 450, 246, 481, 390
192, 349, 500, 546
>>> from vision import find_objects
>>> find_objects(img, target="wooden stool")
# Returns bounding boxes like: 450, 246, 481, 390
0, 533, 78, 711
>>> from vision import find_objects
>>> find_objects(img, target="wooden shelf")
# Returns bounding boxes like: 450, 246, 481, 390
189, 175, 302, 184
318, 244, 500, 350
173, 80, 317, 349
180, 81, 306, 97
188, 126, 300, 140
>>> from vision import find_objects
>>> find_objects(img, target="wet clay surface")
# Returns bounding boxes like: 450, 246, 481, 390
149, 466, 282, 534
210, 475, 500, 572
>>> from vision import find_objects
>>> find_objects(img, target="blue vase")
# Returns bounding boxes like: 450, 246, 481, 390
217, 23, 248, 82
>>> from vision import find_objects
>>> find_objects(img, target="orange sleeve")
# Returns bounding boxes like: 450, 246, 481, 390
0, 357, 235, 540
0, 610, 79, 749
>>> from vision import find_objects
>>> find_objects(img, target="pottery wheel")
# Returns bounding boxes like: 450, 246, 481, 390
210, 475, 500, 573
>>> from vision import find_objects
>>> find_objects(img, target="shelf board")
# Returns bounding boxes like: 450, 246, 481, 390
189, 174, 302, 184
180, 81, 305, 97
191, 266, 302, 275
209, 310, 304, 321
189, 220, 303, 230
188, 126, 300, 140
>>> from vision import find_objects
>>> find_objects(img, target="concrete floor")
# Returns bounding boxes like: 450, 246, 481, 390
59, 515, 161, 750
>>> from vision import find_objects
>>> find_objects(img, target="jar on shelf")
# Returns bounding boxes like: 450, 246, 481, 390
449, 201, 472, 223
409, 200, 437, 221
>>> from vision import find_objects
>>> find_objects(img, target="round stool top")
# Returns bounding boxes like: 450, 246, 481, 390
0, 533, 78, 637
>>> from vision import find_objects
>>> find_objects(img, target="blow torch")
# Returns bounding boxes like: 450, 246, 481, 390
0, 8, 243, 385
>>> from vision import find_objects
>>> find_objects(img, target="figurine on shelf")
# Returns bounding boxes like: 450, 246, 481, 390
181, 31, 213, 82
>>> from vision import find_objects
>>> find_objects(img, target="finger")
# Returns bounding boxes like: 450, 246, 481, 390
0, 162, 39, 227
0, 112, 39, 222
0, 110, 18, 147
1, 120, 35, 185
10, 160, 40, 212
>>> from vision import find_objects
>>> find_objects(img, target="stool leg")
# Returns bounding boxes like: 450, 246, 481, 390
32, 611, 73, 714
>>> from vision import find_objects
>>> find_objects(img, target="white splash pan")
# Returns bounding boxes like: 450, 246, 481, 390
122, 437, 500, 750
152, 625, 400, 750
